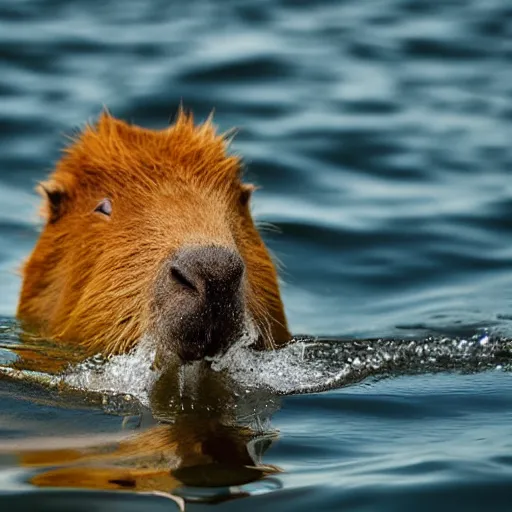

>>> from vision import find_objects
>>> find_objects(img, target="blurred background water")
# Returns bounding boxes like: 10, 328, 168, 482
0, 0, 512, 510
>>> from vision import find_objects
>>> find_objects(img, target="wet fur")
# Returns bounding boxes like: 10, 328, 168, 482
17, 110, 289, 356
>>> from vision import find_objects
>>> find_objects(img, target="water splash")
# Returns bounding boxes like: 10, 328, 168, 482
2, 317, 511, 404
211, 332, 512, 395
59, 332, 512, 402
62, 336, 159, 406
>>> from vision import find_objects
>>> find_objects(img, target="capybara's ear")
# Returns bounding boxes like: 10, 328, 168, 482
240, 183, 258, 206
37, 180, 68, 224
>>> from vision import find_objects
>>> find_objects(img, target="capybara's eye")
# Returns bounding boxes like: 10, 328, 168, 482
94, 198, 112, 217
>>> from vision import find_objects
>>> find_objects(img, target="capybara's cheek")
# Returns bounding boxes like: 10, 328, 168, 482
149, 245, 247, 362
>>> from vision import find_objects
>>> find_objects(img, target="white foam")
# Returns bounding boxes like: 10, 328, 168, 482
63, 336, 159, 406
210, 338, 351, 394
61, 335, 328, 403
60, 333, 512, 403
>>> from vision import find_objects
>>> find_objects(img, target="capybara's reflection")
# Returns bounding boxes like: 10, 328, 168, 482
11, 363, 282, 500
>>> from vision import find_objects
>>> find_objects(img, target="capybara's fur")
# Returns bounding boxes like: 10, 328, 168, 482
17, 110, 289, 360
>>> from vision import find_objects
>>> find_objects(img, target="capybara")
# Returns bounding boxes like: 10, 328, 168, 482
17, 110, 290, 363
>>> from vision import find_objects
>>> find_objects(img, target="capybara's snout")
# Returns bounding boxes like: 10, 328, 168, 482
153, 245, 247, 362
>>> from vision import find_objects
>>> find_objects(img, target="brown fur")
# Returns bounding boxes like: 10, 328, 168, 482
17, 110, 289, 357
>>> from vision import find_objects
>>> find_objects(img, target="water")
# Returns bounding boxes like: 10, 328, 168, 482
1, 0, 512, 510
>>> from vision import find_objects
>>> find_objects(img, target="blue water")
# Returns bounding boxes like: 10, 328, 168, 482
1, 0, 512, 510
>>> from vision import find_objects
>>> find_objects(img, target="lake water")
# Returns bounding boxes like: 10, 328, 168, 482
0, 0, 512, 510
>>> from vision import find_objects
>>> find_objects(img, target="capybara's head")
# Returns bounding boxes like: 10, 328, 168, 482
17, 110, 290, 362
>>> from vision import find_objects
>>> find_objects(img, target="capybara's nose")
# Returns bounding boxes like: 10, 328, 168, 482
166, 245, 246, 361
170, 245, 245, 299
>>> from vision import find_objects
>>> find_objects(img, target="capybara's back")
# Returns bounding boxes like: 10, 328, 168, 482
17, 110, 289, 362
